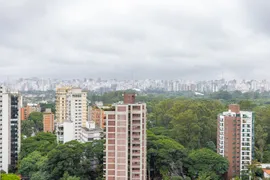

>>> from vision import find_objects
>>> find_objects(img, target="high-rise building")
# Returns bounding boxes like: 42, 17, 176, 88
56, 87, 88, 143
104, 93, 147, 180
217, 104, 254, 179
0, 86, 22, 173
55, 87, 71, 123
43, 108, 54, 133
20, 103, 41, 121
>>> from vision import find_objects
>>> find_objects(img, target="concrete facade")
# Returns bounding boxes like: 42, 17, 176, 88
217, 104, 254, 179
104, 93, 147, 180
0, 86, 22, 173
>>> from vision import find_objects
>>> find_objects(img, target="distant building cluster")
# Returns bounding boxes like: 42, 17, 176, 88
3, 78, 270, 93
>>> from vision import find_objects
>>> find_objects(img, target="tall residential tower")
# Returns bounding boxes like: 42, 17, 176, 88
55, 87, 88, 143
55, 87, 71, 123
104, 93, 147, 180
0, 86, 22, 173
217, 104, 254, 179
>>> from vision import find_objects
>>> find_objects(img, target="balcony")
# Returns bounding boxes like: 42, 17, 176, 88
132, 152, 140, 155
132, 161, 140, 165
132, 140, 140, 144
132, 120, 141, 125
132, 128, 141, 132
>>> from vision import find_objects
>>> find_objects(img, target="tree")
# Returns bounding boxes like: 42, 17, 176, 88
21, 120, 35, 137
60, 172, 80, 180
40, 103, 56, 113
44, 141, 85, 180
247, 160, 264, 180
147, 130, 188, 179
239, 100, 256, 111
211, 91, 232, 100
80, 140, 104, 179
171, 109, 200, 149
187, 148, 229, 179
255, 106, 270, 144
1, 174, 20, 180
256, 124, 268, 162
20, 132, 57, 160
197, 172, 215, 180
263, 145, 270, 163
28, 112, 43, 132
205, 141, 216, 152
21, 112, 44, 138
30, 171, 49, 180
18, 151, 47, 178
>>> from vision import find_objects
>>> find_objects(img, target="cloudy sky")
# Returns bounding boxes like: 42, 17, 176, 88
0, 0, 270, 80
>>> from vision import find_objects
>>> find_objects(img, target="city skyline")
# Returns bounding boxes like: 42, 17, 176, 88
1, 0, 270, 80
3, 77, 270, 93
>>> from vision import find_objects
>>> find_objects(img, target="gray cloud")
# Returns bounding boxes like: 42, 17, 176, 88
1, 0, 270, 80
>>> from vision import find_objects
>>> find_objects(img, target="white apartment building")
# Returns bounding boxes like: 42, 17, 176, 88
0, 86, 22, 173
56, 87, 87, 143
80, 121, 103, 143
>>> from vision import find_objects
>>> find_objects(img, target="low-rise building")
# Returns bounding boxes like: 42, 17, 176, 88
80, 121, 103, 143
259, 163, 270, 179
43, 108, 54, 133
20, 103, 41, 121
56, 123, 64, 143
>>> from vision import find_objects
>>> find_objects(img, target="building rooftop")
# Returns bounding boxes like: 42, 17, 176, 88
263, 169, 270, 175
82, 126, 103, 133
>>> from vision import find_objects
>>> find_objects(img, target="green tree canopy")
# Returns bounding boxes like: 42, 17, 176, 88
18, 151, 47, 178
1, 174, 20, 180
147, 130, 188, 179
187, 148, 229, 179
44, 141, 85, 180
20, 132, 57, 160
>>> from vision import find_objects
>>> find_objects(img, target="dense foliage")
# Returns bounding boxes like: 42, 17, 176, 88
1, 174, 20, 180
21, 112, 44, 137
40, 103, 56, 113
18, 133, 104, 180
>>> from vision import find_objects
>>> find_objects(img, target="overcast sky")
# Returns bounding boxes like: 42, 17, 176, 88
1, 0, 270, 80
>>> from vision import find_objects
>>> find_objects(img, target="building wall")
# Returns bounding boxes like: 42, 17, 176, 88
90, 107, 105, 129
10, 94, 21, 170
63, 121, 74, 143
55, 87, 71, 123
0, 88, 21, 173
66, 88, 87, 141
20, 108, 27, 121
1, 93, 10, 173
240, 111, 253, 173
20, 104, 40, 121
104, 101, 147, 180
43, 112, 54, 133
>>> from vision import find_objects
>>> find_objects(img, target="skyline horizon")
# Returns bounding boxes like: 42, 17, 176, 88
2, 76, 270, 82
